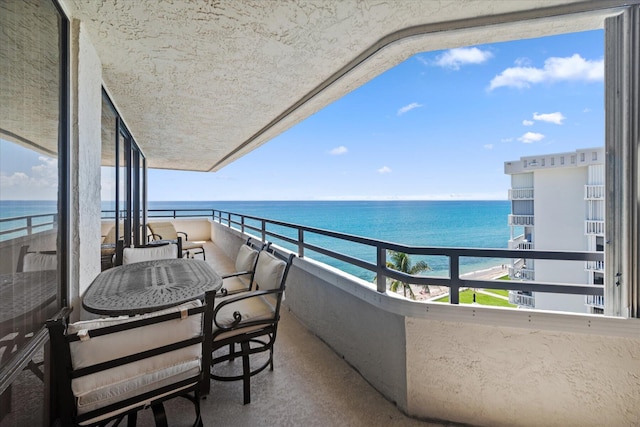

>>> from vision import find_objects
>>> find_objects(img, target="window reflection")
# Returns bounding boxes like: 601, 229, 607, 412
0, 0, 65, 424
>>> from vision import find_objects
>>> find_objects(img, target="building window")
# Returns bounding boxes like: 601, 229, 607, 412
551, 157, 555, 166
541, 158, 545, 166
560, 156, 565, 165
0, 0, 68, 423
592, 151, 598, 161
571, 155, 576, 164
581, 152, 586, 162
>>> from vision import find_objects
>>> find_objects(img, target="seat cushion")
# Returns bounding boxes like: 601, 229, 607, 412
147, 222, 178, 240
122, 244, 177, 264
253, 252, 286, 291
235, 245, 258, 272
213, 296, 275, 341
67, 300, 202, 417
22, 252, 57, 272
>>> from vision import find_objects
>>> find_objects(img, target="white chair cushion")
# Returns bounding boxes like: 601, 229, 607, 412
122, 244, 177, 265
213, 296, 275, 341
235, 245, 258, 273
253, 252, 286, 291
23, 253, 57, 272
67, 300, 202, 417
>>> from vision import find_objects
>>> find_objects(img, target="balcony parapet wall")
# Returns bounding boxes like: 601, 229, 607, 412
211, 220, 640, 427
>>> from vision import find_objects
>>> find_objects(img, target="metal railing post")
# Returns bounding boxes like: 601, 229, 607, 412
376, 247, 387, 293
450, 255, 460, 304
298, 229, 304, 257
261, 220, 266, 242
241, 216, 245, 234
27, 217, 32, 236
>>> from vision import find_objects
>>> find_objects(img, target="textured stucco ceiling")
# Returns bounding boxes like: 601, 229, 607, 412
63, 0, 628, 172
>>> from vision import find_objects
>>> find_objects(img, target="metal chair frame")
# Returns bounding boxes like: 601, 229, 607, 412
210, 248, 294, 404
47, 291, 215, 427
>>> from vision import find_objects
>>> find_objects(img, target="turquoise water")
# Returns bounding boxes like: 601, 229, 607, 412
148, 200, 512, 280
1, 200, 511, 280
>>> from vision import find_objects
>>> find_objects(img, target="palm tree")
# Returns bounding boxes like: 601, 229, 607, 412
374, 251, 431, 300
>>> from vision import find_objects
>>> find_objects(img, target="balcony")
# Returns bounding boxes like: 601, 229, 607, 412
508, 214, 535, 226
586, 295, 605, 308
509, 234, 534, 250
585, 220, 605, 235
508, 188, 534, 200
508, 265, 535, 281
585, 184, 605, 200
509, 290, 536, 308
586, 260, 605, 271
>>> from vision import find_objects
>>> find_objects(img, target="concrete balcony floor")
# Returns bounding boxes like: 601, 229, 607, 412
133, 307, 448, 427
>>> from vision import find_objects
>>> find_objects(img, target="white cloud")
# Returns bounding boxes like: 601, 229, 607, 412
522, 120, 534, 126
518, 132, 545, 143
583, 107, 592, 113
377, 166, 392, 174
0, 156, 58, 199
533, 111, 565, 125
329, 146, 348, 155
501, 137, 514, 143
397, 102, 423, 116
435, 47, 493, 70
488, 54, 603, 91
484, 144, 494, 150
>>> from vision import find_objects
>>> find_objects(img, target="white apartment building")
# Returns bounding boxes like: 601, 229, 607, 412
505, 147, 605, 314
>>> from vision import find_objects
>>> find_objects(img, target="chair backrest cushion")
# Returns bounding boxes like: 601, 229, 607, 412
67, 300, 202, 404
253, 251, 286, 291
148, 222, 178, 240
122, 244, 177, 265
235, 244, 259, 273
22, 252, 57, 272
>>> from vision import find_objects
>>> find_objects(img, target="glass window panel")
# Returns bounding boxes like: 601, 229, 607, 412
0, 0, 65, 424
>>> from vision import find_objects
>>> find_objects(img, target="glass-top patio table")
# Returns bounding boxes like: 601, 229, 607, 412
82, 258, 222, 316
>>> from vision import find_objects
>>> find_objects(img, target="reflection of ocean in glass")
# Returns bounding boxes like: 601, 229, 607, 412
0, 200, 58, 241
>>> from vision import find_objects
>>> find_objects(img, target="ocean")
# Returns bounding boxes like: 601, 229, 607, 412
148, 200, 512, 280
1, 200, 512, 280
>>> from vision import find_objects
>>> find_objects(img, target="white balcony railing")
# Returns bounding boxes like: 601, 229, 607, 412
585, 295, 605, 308
508, 266, 535, 281
509, 214, 534, 226
509, 291, 535, 308
508, 188, 534, 200
585, 220, 605, 235
512, 241, 534, 250
585, 260, 605, 271
584, 184, 605, 200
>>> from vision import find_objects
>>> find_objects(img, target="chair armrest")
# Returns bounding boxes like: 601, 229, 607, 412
212, 289, 282, 331
177, 231, 188, 241
221, 270, 252, 279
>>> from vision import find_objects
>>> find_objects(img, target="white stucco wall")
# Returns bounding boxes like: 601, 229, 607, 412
70, 19, 102, 319
405, 317, 640, 427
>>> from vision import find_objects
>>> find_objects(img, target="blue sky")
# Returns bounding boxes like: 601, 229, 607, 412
1, 30, 604, 201
148, 29, 604, 201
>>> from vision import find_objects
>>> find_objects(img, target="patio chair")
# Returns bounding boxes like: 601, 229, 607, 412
148, 222, 205, 260
218, 239, 269, 297
210, 248, 294, 404
16, 245, 57, 272
47, 290, 215, 427
114, 237, 182, 266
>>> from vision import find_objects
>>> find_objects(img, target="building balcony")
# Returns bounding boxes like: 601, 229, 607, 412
508, 188, 534, 200
585, 220, 605, 235
586, 260, 605, 271
509, 234, 534, 250
508, 214, 535, 226
508, 265, 535, 280
585, 184, 605, 200
509, 291, 536, 308
586, 295, 605, 308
